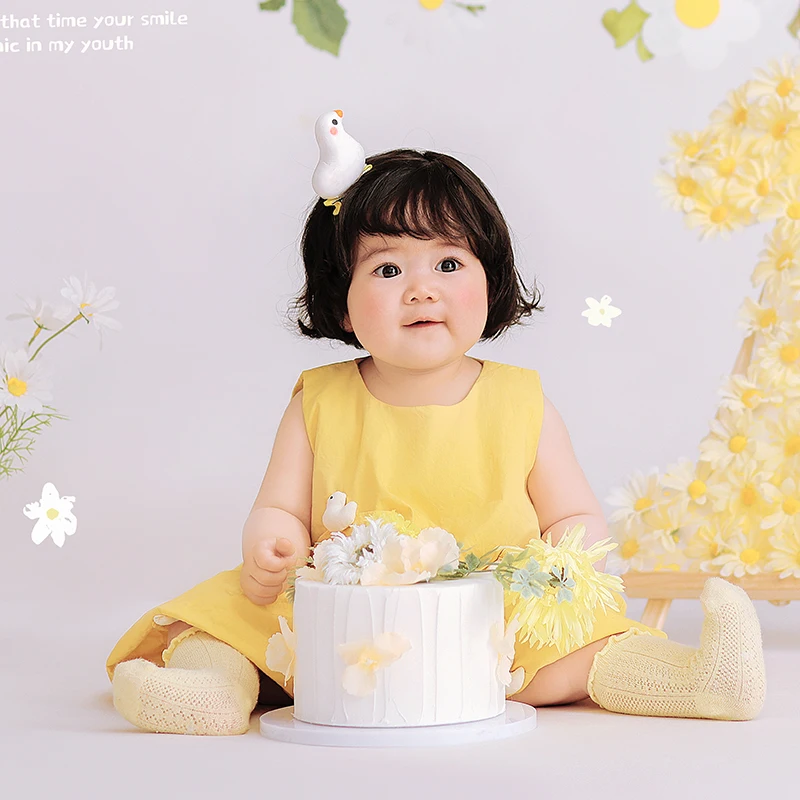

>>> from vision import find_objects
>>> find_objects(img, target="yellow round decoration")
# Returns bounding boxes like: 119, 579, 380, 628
675, 0, 720, 30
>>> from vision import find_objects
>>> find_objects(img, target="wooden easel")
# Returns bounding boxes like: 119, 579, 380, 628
627, 310, 800, 629
628, 571, 800, 629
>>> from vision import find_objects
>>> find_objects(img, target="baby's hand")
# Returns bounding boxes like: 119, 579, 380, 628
242, 537, 297, 606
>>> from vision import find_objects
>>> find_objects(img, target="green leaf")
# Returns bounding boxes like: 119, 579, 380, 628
601, 2, 650, 49
292, 0, 348, 57
635, 32, 654, 61
260, 0, 287, 10
464, 552, 480, 570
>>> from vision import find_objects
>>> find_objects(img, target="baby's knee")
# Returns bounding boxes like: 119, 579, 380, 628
166, 620, 192, 645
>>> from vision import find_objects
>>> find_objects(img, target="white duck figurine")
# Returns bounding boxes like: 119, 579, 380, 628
322, 491, 358, 533
311, 109, 373, 215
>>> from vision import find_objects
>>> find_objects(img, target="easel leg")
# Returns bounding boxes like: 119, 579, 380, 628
641, 598, 672, 630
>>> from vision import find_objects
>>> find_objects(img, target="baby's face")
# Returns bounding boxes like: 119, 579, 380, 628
344, 233, 488, 368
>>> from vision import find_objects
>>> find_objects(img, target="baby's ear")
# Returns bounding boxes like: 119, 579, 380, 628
342, 313, 352, 333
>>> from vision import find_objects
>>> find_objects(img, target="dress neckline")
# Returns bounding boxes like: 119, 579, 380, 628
353, 358, 488, 409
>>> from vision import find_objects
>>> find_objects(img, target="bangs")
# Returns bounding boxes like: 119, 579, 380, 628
342, 163, 486, 263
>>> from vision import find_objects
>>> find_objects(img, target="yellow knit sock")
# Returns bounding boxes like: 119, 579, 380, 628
587, 577, 766, 720
112, 628, 260, 735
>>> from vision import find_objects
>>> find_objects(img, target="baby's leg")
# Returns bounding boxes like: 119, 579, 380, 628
512, 635, 618, 707
112, 623, 260, 735
515, 577, 766, 720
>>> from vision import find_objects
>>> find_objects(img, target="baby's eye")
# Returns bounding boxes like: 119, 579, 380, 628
373, 258, 462, 278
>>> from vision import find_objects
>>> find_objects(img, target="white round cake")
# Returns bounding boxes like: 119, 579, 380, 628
292, 573, 506, 727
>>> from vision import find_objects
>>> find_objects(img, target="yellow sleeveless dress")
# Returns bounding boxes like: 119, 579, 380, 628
106, 357, 665, 699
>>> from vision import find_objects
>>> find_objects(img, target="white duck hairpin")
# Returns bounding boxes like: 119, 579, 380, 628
311, 109, 373, 216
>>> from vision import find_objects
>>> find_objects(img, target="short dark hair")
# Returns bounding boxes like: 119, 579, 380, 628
287, 148, 544, 349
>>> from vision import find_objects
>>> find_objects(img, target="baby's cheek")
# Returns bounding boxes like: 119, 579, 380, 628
454, 282, 488, 317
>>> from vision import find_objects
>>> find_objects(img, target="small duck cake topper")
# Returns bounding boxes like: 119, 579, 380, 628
311, 109, 373, 216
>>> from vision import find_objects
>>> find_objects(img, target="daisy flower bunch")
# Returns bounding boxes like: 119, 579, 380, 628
607, 62, 800, 581
655, 57, 800, 242
1, 274, 120, 479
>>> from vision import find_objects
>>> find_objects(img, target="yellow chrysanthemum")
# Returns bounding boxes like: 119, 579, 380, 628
654, 166, 702, 213
754, 407, 800, 476
663, 129, 719, 171
708, 84, 756, 137
605, 519, 656, 573
507, 524, 624, 655
713, 460, 773, 527
696, 133, 757, 183
684, 181, 751, 240
727, 156, 782, 220
737, 295, 781, 337
759, 173, 800, 224
633, 494, 693, 553
766, 522, 800, 578
683, 522, 726, 572
606, 469, 664, 530
751, 220, 800, 293
756, 321, 800, 389
761, 476, 800, 530
749, 56, 800, 106
660, 457, 727, 516
711, 528, 769, 577
750, 97, 800, 158
698, 408, 760, 471
717, 367, 782, 414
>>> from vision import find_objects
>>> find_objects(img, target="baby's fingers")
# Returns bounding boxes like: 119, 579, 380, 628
253, 541, 291, 572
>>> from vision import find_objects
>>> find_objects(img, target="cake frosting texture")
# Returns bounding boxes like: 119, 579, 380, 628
293, 574, 506, 727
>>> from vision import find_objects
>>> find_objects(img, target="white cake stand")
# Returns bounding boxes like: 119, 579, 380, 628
259, 701, 537, 747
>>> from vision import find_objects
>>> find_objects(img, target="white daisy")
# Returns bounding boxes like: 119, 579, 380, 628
6, 296, 73, 332
23, 482, 77, 547
638, 0, 761, 71
0, 347, 52, 414
60, 274, 121, 351
582, 295, 621, 327
312, 517, 400, 584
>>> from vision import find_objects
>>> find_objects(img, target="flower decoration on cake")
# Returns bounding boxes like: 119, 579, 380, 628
338, 632, 412, 697
265, 616, 296, 686
490, 616, 525, 696
288, 492, 626, 656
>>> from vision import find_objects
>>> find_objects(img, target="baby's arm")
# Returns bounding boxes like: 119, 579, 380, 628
241, 389, 313, 605
526, 394, 609, 571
